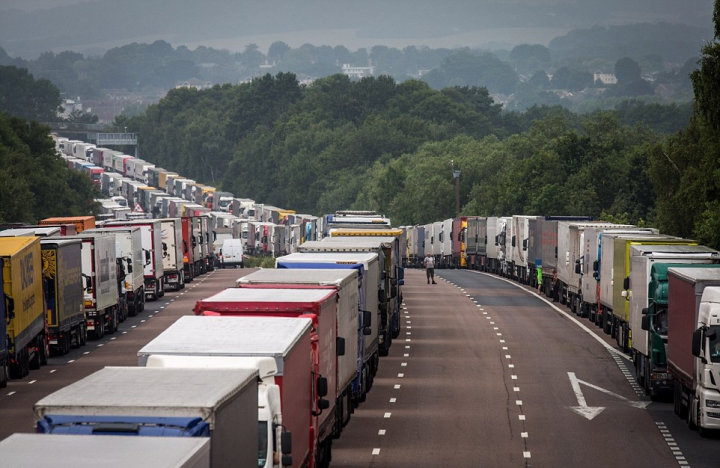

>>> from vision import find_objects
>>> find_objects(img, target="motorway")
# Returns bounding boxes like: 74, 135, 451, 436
1, 267, 719, 467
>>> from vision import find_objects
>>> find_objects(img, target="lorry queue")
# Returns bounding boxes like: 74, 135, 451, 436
3, 132, 719, 465
407, 215, 720, 437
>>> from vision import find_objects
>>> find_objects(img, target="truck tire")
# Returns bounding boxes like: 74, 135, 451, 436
0, 363, 8, 388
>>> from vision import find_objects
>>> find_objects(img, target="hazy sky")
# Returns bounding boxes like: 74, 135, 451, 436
0, 0, 713, 58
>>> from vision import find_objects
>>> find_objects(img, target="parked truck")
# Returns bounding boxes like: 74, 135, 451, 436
84, 227, 145, 315
665, 268, 720, 435
0, 237, 47, 379
276, 251, 382, 402
0, 433, 211, 468
35, 366, 257, 467
103, 219, 165, 300
160, 218, 185, 291
39, 216, 95, 233
192, 290, 338, 467
599, 232, 688, 350
631, 253, 720, 398
300, 234, 404, 355
65, 233, 119, 338
237, 268, 363, 423
139, 317, 311, 468
0, 258, 6, 387
40, 239, 87, 355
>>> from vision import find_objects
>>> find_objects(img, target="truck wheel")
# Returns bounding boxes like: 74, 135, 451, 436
0, 363, 8, 388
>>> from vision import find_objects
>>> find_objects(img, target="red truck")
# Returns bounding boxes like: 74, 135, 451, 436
193, 288, 338, 467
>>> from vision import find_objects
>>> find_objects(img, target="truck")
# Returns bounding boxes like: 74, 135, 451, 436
237, 268, 363, 420
40, 239, 87, 355
0, 258, 6, 387
275, 252, 381, 403
140, 317, 310, 468
600, 234, 692, 351
34, 366, 258, 468
486, 217, 510, 275
301, 234, 404, 355
505, 215, 537, 282
103, 219, 165, 300
451, 217, 468, 268
39, 216, 95, 233
192, 290, 338, 466
65, 233, 119, 339
556, 221, 619, 313
84, 227, 145, 315
0, 433, 211, 468
160, 218, 185, 291
665, 268, 720, 435
0, 237, 47, 379
181, 216, 197, 282
631, 250, 720, 398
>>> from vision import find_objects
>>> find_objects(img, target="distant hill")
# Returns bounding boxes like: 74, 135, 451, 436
549, 23, 712, 64
0, 0, 713, 59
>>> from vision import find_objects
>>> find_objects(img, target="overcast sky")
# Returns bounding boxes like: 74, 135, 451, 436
0, 0, 713, 58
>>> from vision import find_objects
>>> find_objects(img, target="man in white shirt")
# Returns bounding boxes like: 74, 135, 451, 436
424, 253, 436, 284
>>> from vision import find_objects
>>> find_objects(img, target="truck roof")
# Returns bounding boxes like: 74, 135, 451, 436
34, 367, 257, 422
0, 236, 38, 255
668, 267, 720, 283
195, 287, 336, 313
0, 433, 210, 468
237, 268, 358, 287
630, 244, 718, 256
277, 252, 378, 264
139, 316, 312, 358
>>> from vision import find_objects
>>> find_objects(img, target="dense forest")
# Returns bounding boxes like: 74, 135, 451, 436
0, 112, 97, 223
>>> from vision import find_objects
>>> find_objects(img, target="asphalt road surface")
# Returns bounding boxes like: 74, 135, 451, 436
2, 267, 719, 467
331, 269, 720, 468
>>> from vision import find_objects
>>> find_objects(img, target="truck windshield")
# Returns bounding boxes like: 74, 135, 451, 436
258, 421, 268, 468
709, 326, 720, 363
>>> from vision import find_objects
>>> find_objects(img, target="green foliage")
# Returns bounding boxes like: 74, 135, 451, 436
0, 66, 61, 121
614, 57, 642, 83
0, 113, 98, 223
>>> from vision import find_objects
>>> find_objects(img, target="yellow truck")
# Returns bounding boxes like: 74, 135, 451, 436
0, 237, 47, 379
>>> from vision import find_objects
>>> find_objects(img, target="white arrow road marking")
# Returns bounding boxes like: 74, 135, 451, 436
568, 372, 649, 420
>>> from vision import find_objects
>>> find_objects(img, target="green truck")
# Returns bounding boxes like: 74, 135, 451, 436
0, 237, 47, 379
41, 239, 87, 355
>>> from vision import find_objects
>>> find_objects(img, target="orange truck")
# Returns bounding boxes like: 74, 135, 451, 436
38, 216, 95, 233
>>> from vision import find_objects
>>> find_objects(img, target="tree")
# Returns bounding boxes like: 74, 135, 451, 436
268, 42, 291, 60
0, 66, 61, 121
65, 109, 99, 124
528, 70, 550, 89
614, 57, 642, 83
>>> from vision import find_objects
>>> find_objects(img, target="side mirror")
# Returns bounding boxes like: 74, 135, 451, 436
512, 235, 516, 247
316, 376, 328, 398
162, 242, 168, 252
281, 431, 293, 467
641, 315, 650, 331
144, 250, 151, 265
692, 329, 703, 358
363, 310, 372, 328
336, 337, 345, 356
318, 398, 330, 410
574, 261, 581, 275
593, 260, 599, 272
623, 277, 630, 290
363, 326, 372, 336
522, 239, 527, 250
554, 246, 558, 258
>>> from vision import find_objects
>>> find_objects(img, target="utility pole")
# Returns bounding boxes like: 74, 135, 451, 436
451, 160, 461, 217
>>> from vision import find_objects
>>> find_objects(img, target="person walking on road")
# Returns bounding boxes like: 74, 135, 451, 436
424, 253, 437, 284
536, 262, 543, 295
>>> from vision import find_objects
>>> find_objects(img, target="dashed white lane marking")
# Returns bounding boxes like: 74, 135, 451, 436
132, 325, 137, 328
384, 413, 392, 418
521, 432, 528, 438
406, 339, 411, 342
505, 355, 512, 359
516, 400, 523, 405
68, 360, 75, 363
28, 380, 36, 385
394, 385, 401, 389
656, 422, 690, 467
508, 364, 514, 368
111, 337, 116, 340
49, 369, 56, 373
519, 415, 526, 420
372, 448, 381, 455
512, 375, 518, 380
524, 452, 531, 458
497, 333, 503, 336
7, 391, 15, 396
97, 344, 103, 347
122, 331, 128, 334
390, 398, 397, 403
378, 430, 386, 435
500, 340, 506, 343
83, 352, 89, 355
401, 363, 407, 367
141, 320, 146, 323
